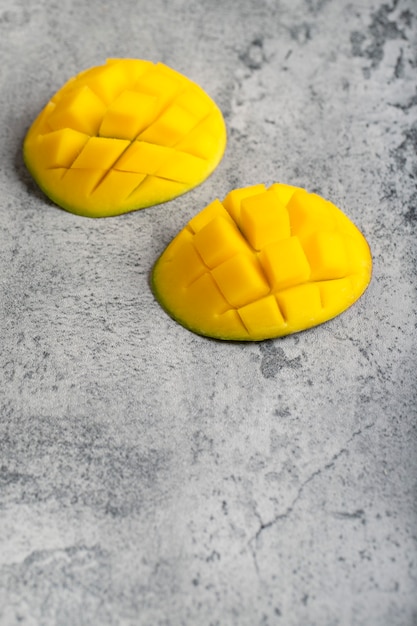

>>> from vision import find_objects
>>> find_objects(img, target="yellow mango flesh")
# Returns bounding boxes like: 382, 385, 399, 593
23, 59, 227, 217
152, 184, 372, 340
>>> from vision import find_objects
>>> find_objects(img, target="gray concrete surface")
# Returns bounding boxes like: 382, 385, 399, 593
1, 0, 416, 624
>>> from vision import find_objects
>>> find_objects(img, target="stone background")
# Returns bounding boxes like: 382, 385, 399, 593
0, 0, 416, 624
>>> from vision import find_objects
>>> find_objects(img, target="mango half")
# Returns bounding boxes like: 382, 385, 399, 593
152, 184, 372, 340
23, 59, 227, 217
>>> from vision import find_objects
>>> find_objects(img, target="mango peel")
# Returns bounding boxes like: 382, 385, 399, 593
23, 59, 227, 217
151, 183, 372, 341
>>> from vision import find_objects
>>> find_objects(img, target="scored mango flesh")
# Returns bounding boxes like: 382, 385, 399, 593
152, 184, 372, 340
23, 59, 227, 217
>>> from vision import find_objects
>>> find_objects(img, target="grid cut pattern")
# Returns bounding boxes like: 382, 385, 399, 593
24, 59, 227, 215
152, 183, 372, 340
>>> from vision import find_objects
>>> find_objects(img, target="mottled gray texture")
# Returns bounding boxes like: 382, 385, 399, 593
1, 0, 416, 624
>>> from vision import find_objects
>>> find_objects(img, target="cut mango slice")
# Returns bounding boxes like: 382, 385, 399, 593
152, 184, 372, 340
23, 59, 227, 217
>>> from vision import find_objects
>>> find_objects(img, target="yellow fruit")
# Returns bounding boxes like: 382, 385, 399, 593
152, 184, 372, 340
23, 59, 227, 217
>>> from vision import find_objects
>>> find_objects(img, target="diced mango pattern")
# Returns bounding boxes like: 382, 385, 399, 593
152, 184, 372, 340
23, 59, 227, 217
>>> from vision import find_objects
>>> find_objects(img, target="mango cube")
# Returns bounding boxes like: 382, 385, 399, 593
188, 199, 234, 233
47, 86, 107, 136
211, 253, 270, 308
222, 183, 266, 224
240, 189, 291, 249
23, 59, 227, 217
99, 91, 157, 140
238, 295, 286, 337
303, 231, 349, 280
193, 217, 251, 268
260, 236, 310, 291
276, 283, 323, 325
70, 136, 130, 170
152, 183, 372, 340
37, 128, 89, 169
